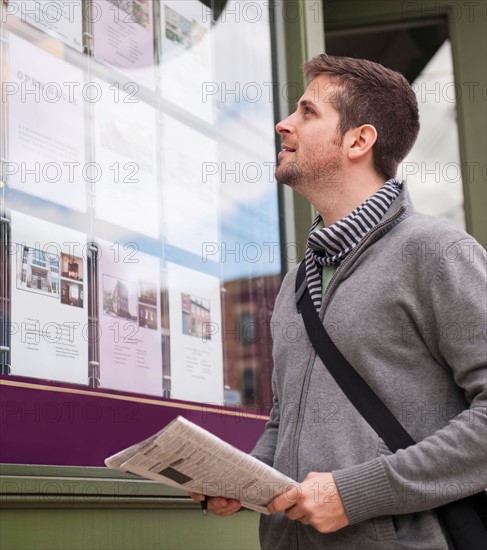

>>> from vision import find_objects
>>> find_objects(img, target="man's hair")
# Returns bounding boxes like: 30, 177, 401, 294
303, 55, 420, 180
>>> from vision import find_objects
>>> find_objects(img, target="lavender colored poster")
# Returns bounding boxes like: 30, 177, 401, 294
93, 0, 156, 90
96, 239, 163, 397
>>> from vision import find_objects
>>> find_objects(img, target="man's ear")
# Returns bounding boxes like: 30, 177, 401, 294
346, 124, 377, 160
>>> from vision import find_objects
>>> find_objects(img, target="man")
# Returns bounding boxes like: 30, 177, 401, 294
191, 55, 487, 549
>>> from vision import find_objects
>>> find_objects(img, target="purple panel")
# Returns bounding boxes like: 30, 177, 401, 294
0, 377, 267, 466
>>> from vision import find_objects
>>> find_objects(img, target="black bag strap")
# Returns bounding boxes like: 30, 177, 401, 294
295, 261, 414, 453
295, 260, 487, 550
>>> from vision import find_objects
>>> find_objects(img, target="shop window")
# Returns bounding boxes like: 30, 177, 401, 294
0, 0, 281, 466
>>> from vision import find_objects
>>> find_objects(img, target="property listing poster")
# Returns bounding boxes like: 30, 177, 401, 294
93, 0, 156, 90
167, 262, 223, 404
10, 211, 89, 384
7, 34, 86, 211
162, 115, 219, 257
160, 0, 214, 123
96, 239, 163, 397
93, 79, 159, 238
9, 0, 83, 52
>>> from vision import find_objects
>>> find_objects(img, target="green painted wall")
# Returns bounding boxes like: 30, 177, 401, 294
1, 508, 260, 550
278, 1, 325, 261
0, 465, 260, 550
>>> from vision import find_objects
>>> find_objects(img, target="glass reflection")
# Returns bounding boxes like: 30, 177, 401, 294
398, 40, 465, 227
1, 0, 281, 414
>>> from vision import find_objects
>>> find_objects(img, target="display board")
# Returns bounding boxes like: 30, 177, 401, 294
0, 0, 281, 466
96, 239, 163, 396
160, 0, 214, 122
162, 115, 219, 256
93, 79, 159, 238
167, 261, 223, 403
92, 0, 156, 90
10, 211, 89, 384
7, 34, 87, 211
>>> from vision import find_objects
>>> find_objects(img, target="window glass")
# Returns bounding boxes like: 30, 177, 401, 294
398, 39, 465, 227
0, 0, 281, 431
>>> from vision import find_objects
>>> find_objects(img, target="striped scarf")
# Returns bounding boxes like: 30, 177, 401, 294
305, 179, 402, 312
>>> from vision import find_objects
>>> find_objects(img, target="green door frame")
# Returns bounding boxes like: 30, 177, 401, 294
276, 1, 325, 267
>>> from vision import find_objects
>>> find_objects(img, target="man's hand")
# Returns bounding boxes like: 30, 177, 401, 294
188, 492, 242, 516
267, 472, 349, 533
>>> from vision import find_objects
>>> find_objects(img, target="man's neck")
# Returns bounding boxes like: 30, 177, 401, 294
310, 173, 385, 227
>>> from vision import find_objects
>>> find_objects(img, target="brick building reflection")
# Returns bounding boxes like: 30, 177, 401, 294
160, 273, 281, 413
222, 274, 281, 415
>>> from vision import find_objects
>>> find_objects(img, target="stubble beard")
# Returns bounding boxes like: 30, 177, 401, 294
276, 126, 344, 189
275, 151, 342, 191
275, 158, 301, 188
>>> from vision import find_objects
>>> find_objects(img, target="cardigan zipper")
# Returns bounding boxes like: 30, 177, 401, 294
289, 203, 408, 550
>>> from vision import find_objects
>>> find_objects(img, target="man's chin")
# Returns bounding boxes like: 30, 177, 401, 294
275, 165, 301, 187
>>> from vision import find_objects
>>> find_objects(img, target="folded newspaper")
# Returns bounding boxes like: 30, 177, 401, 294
105, 416, 295, 514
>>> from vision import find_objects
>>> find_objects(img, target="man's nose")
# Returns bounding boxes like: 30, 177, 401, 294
276, 115, 295, 135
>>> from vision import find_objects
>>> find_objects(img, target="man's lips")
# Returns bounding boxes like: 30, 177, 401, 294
279, 144, 296, 157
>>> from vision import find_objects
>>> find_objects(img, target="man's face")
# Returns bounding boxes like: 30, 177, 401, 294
275, 76, 343, 188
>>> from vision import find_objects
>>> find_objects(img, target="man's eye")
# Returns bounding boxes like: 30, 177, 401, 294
304, 107, 313, 115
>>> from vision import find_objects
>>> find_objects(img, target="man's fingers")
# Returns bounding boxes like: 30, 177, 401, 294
188, 493, 242, 515
209, 497, 242, 516
285, 504, 305, 521
268, 484, 301, 514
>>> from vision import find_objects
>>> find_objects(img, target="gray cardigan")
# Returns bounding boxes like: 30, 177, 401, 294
252, 186, 487, 549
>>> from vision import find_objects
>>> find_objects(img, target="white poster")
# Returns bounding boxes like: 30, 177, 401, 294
7, 34, 86, 211
167, 262, 223, 404
9, 0, 83, 52
10, 211, 89, 384
93, 0, 156, 90
160, 1, 214, 123
97, 239, 163, 397
93, 79, 159, 238
163, 115, 219, 257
